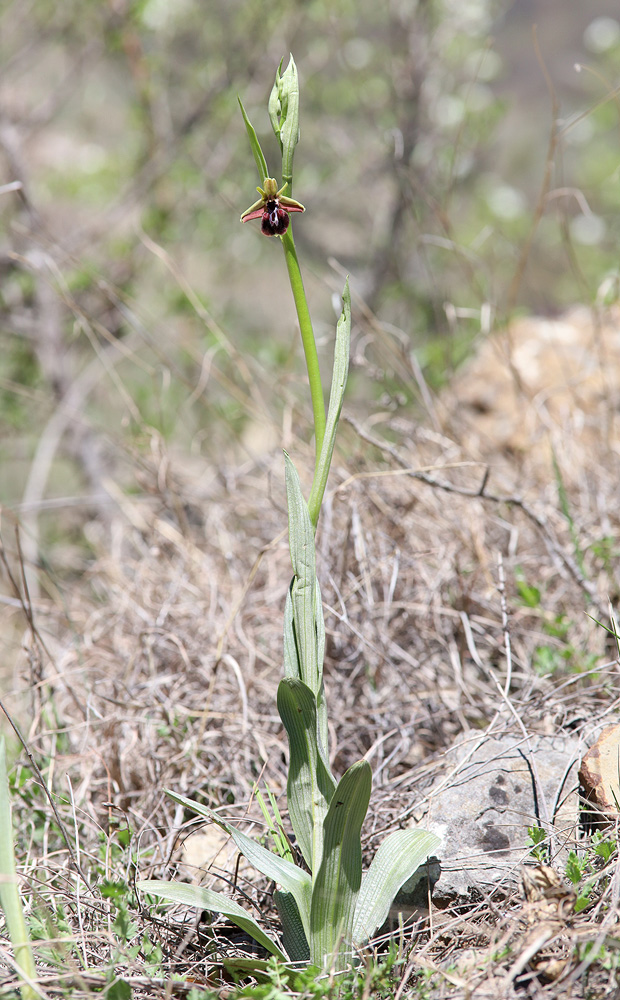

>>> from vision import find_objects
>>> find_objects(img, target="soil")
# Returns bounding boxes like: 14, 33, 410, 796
2, 302, 620, 997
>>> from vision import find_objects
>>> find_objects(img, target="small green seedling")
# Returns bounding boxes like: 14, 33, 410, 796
138, 55, 439, 973
527, 824, 548, 862
565, 831, 618, 914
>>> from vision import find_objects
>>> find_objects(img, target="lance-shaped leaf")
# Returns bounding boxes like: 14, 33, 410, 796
137, 880, 287, 961
284, 453, 319, 694
309, 760, 371, 970
277, 678, 335, 872
283, 583, 300, 681
165, 789, 312, 942
274, 889, 310, 962
308, 278, 351, 525
352, 829, 441, 945
313, 577, 328, 752
238, 97, 269, 183
283, 575, 329, 754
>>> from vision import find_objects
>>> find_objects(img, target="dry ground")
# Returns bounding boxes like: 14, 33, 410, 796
2, 301, 620, 998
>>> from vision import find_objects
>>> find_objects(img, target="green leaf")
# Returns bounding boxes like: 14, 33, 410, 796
283, 579, 329, 754
238, 97, 269, 183
277, 678, 336, 872
222, 957, 317, 992
274, 889, 310, 962
313, 578, 328, 752
352, 829, 441, 945
137, 880, 287, 961
283, 584, 300, 681
0, 737, 38, 1000
164, 790, 312, 941
107, 978, 132, 1000
565, 851, 585, 886
284, 453, 319, 695
308, 278, 351, 526
310, 760, 372, 970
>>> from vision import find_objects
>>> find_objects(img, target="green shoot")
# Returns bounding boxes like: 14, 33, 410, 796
0, 737, 38, 1000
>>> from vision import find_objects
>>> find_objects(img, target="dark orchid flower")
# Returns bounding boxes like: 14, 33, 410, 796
241, 177, 305, 237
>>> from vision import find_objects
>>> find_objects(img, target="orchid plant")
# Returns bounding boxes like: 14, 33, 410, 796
138, 56, 439, 973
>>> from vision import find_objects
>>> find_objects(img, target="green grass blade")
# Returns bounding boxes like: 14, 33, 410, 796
352, 829, 441, 945
307, 278, 351, 526
274, 888, 310, 962
277, 678, 336, 872
165, 789, 311, 938
137, 880, 287, 961
310, 760, 371, 970
0, 737, 38, 1000
552, 447, 586, 576
254, 784, 294, 864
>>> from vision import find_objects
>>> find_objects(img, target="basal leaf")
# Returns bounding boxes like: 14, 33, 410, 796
309, 760, 371, 970
137, 880, 286, 961
274, 888, 310, 962
165, 789, 311, 940
352, 828, 441, 944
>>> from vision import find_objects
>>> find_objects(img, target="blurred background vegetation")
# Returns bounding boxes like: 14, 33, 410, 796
1, 0, 620, 580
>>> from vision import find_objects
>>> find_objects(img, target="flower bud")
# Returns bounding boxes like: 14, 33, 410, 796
268, 55, 301, 193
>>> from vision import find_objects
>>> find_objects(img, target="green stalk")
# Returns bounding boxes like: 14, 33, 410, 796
0, 738, 38, 1000
281, 228, 326, 492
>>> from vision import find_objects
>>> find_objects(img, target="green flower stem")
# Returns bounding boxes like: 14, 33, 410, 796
281, 228, 326, 498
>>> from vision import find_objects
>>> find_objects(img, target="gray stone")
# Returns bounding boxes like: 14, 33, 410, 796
411, 732, 580, 905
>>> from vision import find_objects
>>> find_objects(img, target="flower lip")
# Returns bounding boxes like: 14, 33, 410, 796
241, 177, 305, 237
262, 199, 290, 236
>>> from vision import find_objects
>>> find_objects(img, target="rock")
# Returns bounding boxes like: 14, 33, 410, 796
579, 723, 620, 821
413, 733, 580, 905
387, 856, 441, 926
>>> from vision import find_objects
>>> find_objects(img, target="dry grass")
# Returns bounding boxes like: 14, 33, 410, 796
1, 300, 620, 998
